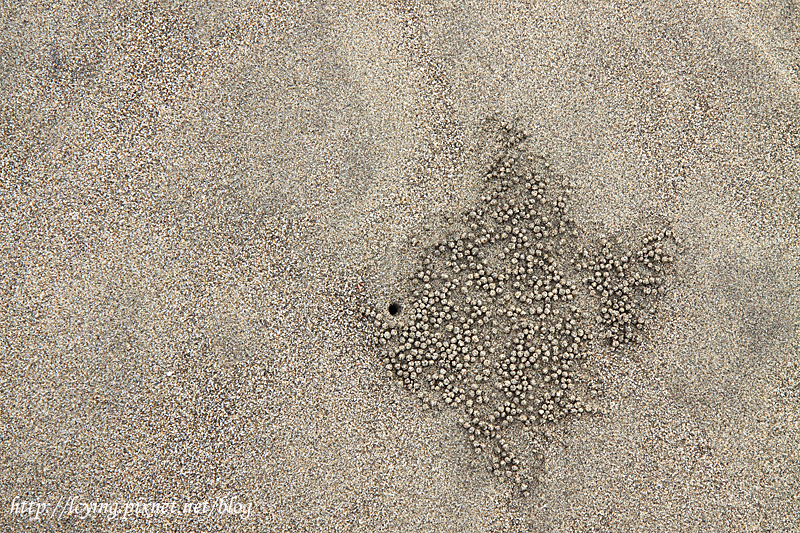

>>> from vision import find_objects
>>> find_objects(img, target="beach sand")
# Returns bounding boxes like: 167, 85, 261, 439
1, 0, 798, 531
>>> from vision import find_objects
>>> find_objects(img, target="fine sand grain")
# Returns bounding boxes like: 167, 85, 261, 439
1, 1, 798, 532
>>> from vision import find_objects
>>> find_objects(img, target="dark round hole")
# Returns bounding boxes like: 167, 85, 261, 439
388, 302, 402, 316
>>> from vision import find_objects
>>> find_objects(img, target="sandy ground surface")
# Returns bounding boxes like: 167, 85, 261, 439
1, 0, 799, 531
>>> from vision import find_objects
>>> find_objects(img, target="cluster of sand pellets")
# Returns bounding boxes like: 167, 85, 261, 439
361, 122, 677, 496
